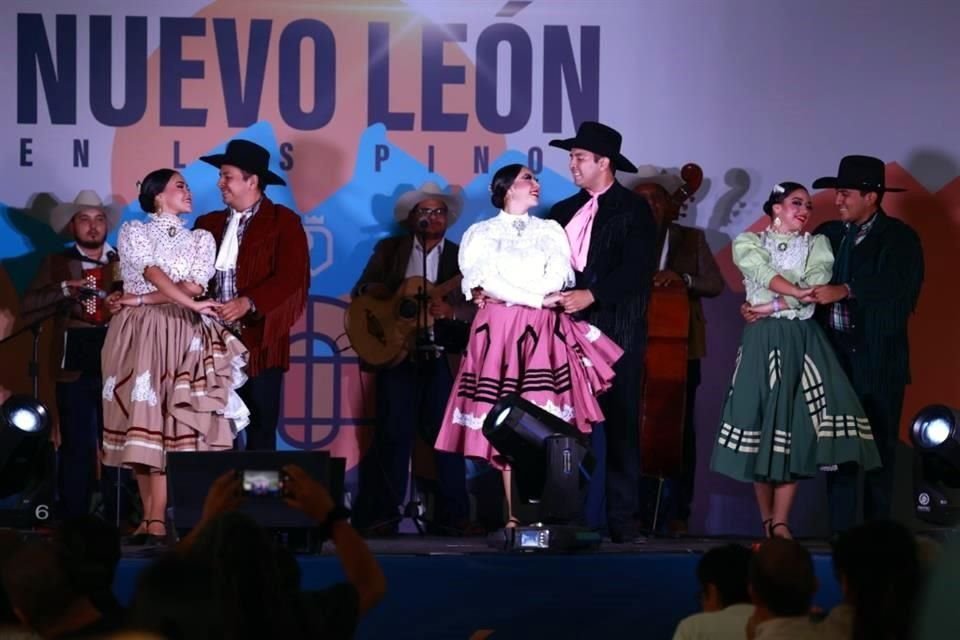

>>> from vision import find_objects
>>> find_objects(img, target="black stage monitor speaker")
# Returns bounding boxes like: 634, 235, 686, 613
166, 450, 345, 533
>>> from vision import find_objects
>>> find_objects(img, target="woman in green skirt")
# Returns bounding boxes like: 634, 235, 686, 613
710, 182, 880, 538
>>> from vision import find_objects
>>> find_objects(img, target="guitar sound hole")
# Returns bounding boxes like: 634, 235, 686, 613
398, 298, 419, 319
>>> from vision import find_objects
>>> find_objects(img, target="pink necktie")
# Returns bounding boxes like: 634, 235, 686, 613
565, 193, 600, 271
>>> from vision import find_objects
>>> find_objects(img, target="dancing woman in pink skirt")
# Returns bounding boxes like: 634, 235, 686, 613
434, 164, 623, 525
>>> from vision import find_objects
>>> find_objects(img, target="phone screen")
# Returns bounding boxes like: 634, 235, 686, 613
241, 469, 283, 497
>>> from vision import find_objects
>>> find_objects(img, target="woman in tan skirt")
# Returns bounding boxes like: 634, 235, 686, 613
102, 169, 250, 543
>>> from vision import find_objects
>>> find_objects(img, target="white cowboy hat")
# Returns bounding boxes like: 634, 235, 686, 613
633, 164, 684, 193
393, 182, 464, 226
50, 190, 121, 236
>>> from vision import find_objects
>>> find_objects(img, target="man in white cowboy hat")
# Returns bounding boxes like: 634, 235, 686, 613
21, 190, 123, 519
808, 155, 924, 532
547, 121, 658, 543
350, 181, 473, 535
633, 165, 724, 535
195, 139, 310, 451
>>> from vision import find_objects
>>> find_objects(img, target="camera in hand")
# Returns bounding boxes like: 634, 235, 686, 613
241, 469, 285, 497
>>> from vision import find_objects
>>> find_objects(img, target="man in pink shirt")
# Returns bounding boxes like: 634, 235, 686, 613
548, 121, 657, 543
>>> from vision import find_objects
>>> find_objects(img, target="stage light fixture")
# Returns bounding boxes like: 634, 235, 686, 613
1, 395, 50, 434
482, 395, 600, 552
0, 395, 56, 527
910, 404, 960, 526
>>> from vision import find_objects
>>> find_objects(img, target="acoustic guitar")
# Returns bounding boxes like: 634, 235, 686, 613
345, 275, 463, 368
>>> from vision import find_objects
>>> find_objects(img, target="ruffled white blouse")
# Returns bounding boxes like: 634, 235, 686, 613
118, 214, 216, 295
459, 211, 576, 308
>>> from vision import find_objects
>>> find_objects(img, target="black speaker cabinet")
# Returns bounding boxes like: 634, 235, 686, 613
0, 437, 57, 528
166, 450, 345, 533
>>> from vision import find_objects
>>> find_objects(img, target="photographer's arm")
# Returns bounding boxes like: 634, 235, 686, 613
282, 465, 387, 615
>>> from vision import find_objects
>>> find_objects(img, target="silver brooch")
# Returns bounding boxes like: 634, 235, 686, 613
512, 218, 527, 236
777, 242, 788, 252
168, 227, 178, 238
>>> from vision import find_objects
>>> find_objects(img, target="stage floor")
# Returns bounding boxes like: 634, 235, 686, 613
113, 535, 841, 640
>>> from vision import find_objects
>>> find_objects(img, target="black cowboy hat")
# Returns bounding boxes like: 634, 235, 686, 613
812, 154, 905, 193
548, 121, 638, 173
199, 139, 287, 186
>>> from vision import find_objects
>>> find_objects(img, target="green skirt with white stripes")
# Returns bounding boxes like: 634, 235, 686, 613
710, 317, 881, 483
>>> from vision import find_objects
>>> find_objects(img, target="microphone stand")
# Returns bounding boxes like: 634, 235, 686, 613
0, 297, 79, 399
401, 222, 438, 534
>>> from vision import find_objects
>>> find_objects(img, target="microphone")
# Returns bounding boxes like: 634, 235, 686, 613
417, 218, 430, 230
106, 250, 118, 262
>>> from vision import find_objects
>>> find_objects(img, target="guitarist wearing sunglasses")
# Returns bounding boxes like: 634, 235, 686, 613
349, 182, 474, 536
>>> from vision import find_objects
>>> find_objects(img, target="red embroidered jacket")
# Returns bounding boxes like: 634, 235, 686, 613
195, 197, 309, 377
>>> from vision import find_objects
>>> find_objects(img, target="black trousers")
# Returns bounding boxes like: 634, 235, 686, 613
825, 334, 905, 532
353, 357, 468, 530
599, 353, 643, 538
236, 367, 284, 451
56, 375, 130, 521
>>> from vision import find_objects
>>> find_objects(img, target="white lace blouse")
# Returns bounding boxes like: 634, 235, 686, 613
118, 214, 217, 295
459, 211, 576, 308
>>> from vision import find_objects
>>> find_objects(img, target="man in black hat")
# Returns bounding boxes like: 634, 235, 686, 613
195, 139, 310, 451
547, 121, 658, 543
809, 154, 924, 532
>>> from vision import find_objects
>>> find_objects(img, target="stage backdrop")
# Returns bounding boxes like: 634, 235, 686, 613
2, 0, 958, 536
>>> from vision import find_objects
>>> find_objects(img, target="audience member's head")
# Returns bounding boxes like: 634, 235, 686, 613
185, 511, 300, 640
749, 538, 817, 617
1, 540, 77, 632
832, 519, 920, 640
127, 552, 221, 640
54, 515, 121, 604
697, 544, 752, 612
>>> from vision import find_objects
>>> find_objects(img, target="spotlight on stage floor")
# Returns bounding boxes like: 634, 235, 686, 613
482, 394, 600, 552
0, 395, 56, 527
911, 404, 960, 526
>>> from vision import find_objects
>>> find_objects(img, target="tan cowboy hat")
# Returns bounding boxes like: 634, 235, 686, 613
50, 190, 121, 236
633, 164, 684, 193
393, 182, 464, 225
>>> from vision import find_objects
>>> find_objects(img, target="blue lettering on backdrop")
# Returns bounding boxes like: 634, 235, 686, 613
528, 146, 543, 173
543, 26, 599, 132
475, 24, 532, 134
160, 17, 207, 126
19, 139, 33, 167
473, 146, 489, 174
279, 142, 295, 170
278, 19, 336, 130
16, 14, 77, 125
15, 14, 600, 134
367, 22, 415, 131
73, 139, 89, 168
90, 16, 147, 127
421, 24, 468, 132
374, 144, 390, 171
173, 140, 187, 168
215, 18, 272, 128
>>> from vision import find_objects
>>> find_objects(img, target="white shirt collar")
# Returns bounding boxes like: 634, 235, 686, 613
413, 236, 444, 254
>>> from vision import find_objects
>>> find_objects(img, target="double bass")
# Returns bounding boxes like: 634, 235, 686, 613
636, 163, 703, 480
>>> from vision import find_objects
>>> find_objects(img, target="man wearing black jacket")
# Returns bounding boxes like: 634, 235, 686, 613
21, 191, 122, 520
810, 155, 924, 532
548, 122, 658, 543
